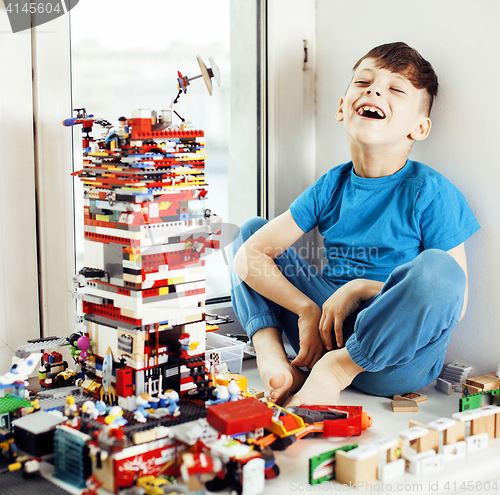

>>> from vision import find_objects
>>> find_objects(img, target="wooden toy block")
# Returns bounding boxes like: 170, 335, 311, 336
398, 425, 429, 459
462, 383, 482, 396
496, 410, 500, 438
443, 420, 465, 445
335, 447, 379, 487
393, 392, 427, 403
470, 415, 495, 438
468, 407, 500, 439
466, 373, 500, 391
391, 400, 418, 412
409, 420, 439, 453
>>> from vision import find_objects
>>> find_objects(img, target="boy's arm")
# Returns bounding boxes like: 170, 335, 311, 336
233, 210, 325, 369
321, 244, 469, 349
446, 243, 468, 322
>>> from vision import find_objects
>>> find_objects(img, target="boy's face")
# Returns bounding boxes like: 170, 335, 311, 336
336, 58, 431, 150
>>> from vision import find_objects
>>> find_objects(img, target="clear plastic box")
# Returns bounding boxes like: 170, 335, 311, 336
205, 332, 246, 375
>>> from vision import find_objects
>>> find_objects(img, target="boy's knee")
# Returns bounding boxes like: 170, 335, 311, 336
238, 216, 268, 241
229, 217, 268, 263
403, 249, 466, 299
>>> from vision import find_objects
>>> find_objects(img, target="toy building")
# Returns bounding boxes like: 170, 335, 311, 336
68, 108, 221, 407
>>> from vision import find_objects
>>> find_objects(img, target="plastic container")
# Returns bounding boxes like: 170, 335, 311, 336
205, 332, 245, 375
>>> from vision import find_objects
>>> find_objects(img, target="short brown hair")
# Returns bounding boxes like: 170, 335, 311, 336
353, 42, 438, 116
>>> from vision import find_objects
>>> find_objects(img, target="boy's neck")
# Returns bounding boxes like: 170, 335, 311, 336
349, 143, 410, 178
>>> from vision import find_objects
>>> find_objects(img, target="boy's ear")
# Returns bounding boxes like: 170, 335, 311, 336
335, 98, 344, 122
410, 117, 432, 141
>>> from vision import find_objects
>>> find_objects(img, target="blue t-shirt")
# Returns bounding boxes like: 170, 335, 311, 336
290, 160, 480, 286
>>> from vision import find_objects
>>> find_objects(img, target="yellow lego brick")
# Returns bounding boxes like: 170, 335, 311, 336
159, 287, 169, 295
96, 214, 110, 222
167, 277, 185, 285
159, 201, 172, 210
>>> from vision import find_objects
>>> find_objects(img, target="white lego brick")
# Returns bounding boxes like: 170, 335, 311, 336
436, 378, 452, 394
442, 441, 467, 460
478, 405, 500, 417
466, 433, 489, 452
184, 320, 206, 356
84, 238, 104, 269
118, 395, 137, 411
93, 225, 146, 240
95, 324, 119, 360
408, 450, 436, 475
427, 417, 456, 432
399, 426, 430, 441
242, 458, 265, 495
344, 445, 379, 461
84, 286, 203, 315
370, 437, 398, 452
180, 381, 196, 393
452, 409, 483, 422
131, 109, 153, 119
123, 260, 142, 270
379, 458, 405, 482
419, 453, 444, 475
148, 202, 159, 219
446, 363, 472, 373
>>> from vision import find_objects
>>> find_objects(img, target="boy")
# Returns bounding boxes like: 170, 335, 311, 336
230, 42, 480, 406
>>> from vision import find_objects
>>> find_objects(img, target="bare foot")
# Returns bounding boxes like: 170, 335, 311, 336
257, 356, 308, 405
284, 348, 364, 407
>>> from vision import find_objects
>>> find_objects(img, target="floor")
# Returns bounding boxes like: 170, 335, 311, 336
38, 355, 500, 495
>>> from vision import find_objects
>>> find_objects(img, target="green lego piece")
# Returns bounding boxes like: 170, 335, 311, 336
459, 389, 500, 411
0, 394, 32, 415
309, 443, 358, 485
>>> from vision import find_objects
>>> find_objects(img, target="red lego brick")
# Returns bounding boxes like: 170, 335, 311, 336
116, 367, 134, 397
206, 397, 273, 436
303, 406, 372, 437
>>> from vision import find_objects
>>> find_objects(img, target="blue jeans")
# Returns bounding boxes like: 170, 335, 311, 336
229, 217, 466, 396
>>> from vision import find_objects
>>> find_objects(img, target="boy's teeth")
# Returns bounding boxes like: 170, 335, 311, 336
359, 105, 385, 118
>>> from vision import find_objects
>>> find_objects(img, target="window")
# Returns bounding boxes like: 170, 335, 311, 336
69, 0, 259, 302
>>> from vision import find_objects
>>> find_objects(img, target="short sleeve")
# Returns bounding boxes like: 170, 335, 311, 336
289, 173, 329, 233
418, 177, 480, 250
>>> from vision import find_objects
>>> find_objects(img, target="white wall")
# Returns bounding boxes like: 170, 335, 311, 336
315, 0, 500, 374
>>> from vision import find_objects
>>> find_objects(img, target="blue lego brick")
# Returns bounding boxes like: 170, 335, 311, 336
53, 426, 92, 489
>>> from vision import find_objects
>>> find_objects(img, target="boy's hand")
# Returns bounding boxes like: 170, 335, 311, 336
319, 281, 364, 350
290, 303, 325, 370
319, 279, 384, 350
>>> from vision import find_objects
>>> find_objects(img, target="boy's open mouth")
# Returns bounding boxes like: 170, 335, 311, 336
357, 105, 386, 119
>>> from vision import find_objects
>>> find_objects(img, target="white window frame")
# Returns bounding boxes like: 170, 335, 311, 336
31, 13, 76, 340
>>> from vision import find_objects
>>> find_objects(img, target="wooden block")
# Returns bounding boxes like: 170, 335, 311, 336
471, 415, 495, 439
393, 392, 427, 403
409, 420, 439, 453
496, 412, 500, 438
335, 449, 379, 487
466, 373, 500, 391
462, 383, 482, 396
443, 421, 465, 445
391, 400, 418, 412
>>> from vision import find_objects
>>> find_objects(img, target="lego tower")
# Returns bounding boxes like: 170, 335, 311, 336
70, 109, 219, 406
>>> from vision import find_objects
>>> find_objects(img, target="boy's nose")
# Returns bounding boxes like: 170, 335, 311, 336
365, 89, 381, 97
